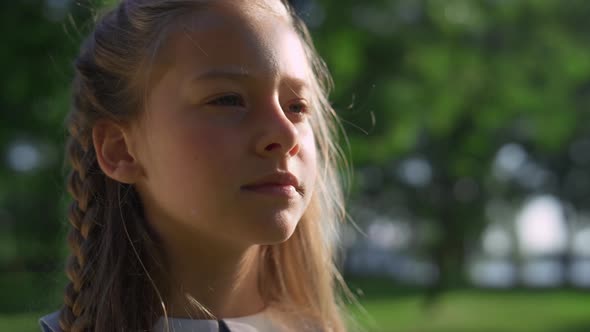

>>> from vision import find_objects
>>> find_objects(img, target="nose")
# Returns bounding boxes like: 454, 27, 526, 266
254, 99, 300, 158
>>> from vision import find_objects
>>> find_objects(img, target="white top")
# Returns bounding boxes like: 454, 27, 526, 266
152, 310, 285, 332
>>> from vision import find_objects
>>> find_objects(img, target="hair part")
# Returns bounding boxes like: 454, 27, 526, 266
61, 1, 352, 331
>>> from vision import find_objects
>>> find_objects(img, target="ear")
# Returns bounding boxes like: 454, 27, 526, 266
92, 120, 142, 184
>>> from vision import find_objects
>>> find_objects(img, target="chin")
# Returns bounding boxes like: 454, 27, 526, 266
248, 213, 301, 245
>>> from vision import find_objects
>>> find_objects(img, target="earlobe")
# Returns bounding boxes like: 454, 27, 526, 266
92, 121, 142, 184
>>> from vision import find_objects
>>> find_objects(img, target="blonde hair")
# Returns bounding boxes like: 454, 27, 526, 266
61, 0, 351, 331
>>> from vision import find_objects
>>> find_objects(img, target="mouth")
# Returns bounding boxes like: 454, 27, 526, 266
241, 184, 301, 197
241, 172, 304, 197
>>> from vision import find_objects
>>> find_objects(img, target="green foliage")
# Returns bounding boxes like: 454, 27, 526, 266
309, 0, 590, 287
313, 0, 590, 162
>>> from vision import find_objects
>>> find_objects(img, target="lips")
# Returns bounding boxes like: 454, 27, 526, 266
242, 172, 303, 196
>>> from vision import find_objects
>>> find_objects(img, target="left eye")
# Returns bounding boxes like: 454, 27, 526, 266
288, 102, 308, 114
208, 94, 245, 107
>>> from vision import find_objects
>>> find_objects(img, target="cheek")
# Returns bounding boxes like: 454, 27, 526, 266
300, 125, 318, 177
177, 131, 241, 189
181, 127, 230, 160
146, 125, 241, 219
144, 119, 240, 189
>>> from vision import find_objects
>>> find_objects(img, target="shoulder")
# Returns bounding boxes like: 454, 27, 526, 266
39, 310, 63, 332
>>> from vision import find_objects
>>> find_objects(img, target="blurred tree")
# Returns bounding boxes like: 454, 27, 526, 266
307, 0, 590, 292
0, 0, 93, 311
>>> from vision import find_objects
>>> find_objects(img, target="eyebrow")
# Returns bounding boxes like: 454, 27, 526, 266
192, 67, 251, 81
190, 67, 310, 89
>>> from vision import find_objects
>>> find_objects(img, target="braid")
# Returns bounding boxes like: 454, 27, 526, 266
60, 131, 104, 331
60, 121, 166, 330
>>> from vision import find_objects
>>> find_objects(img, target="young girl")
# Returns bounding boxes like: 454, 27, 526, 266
39, 0, 351, 331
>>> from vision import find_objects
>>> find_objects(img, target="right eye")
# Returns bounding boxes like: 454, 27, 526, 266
207, 94, 245, 107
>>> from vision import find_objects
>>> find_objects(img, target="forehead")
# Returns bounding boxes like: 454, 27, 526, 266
157, 0, 310, 86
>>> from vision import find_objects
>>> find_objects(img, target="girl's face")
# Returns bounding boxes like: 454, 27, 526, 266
132, 0, 317, 249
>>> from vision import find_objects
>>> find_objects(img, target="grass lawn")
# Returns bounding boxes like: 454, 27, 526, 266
347, 278, 590, 332
0, 313, 42, 332
2, 278, 590, 331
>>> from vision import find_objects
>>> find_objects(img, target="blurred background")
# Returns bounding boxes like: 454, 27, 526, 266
2, 0, 590, 331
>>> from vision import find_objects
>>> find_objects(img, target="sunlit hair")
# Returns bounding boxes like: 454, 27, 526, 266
61, 0, 352, 331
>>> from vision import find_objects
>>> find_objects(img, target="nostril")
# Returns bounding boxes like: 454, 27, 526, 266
265, 143, 281, 151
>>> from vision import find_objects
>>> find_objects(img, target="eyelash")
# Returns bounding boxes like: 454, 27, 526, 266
208, 94, 245, 107
287, 100, 309, 114
207, 94, 310, 116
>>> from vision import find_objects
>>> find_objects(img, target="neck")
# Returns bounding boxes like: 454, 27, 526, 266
161, 233, 266, 319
